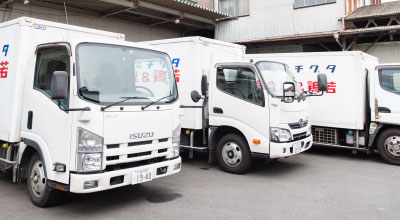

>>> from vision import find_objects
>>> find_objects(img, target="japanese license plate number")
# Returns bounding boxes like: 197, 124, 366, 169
132, 168, 152, 184
293, 142, 302, 154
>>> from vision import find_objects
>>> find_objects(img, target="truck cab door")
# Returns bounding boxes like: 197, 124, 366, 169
21, 44, 73, 184
209, 64, 269, 153
374, 66, 400, 125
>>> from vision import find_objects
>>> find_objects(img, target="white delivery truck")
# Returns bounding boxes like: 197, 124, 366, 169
0, 17, 181, 207
146, 37, 327, 174
248, 52, 400, 165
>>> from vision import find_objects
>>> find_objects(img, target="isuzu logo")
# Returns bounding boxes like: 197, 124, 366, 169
130, 132, 154, 140
299, 119, 306, 128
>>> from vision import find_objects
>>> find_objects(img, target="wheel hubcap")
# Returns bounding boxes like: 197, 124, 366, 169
30, 160, 46, 198
222, 142, 242, 167
384, 136, 400, 158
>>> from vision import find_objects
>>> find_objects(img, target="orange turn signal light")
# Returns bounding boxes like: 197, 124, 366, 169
55, 185, 65, 190
253, 139, 261, 145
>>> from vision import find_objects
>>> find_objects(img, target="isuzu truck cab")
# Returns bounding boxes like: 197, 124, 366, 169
146, 37, 327, 174
249, 52, 400, 165
0, 17, 181, 207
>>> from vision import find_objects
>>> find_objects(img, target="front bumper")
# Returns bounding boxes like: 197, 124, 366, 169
70, 157, 181, 193
269, 135, 313, 159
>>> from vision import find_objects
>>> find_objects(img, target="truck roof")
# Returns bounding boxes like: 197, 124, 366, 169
377, 63, 400, 67
145, 36, 246, 50
248, 51, 378, 62
0, 16, 125, 40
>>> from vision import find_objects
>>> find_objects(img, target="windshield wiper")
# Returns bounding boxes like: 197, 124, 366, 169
101, 96, 149, 111
141, 95, 175, 111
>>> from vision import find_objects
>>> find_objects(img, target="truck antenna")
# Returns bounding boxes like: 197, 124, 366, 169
63, 1, 69, 25
63, 1, 71, 39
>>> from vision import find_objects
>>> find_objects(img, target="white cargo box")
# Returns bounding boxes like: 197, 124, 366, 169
248, 51, 378, 130
145, 37, 246, 129
0, 17, 125, 142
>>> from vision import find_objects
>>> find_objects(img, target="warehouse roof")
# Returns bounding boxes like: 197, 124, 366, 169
345, 1, 400, 21
142, 0, 229, 20
235, 25, 400, 44
0, 0, 228, 32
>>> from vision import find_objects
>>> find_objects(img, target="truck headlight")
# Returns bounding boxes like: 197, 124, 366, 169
167, 125, 181, 159
270, 128, 292, 143
77, 128, 103, 172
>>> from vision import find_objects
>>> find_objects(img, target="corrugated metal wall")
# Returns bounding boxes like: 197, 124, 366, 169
195, 0, 215, 9
356, 42, 400, 63
346, 0, 359, 15
215, 0, 345, 42
247, 44, 303, 54
345, 0, 381, 14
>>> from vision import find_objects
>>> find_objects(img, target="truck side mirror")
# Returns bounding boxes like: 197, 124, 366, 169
201, 75, 208, 96
51, 71, 68, 100
191, 90, 202, 103
283, 82, 295, 103
317, 74, 328, 92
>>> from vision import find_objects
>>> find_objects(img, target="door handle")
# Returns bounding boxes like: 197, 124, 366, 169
213, 107, 223, 114
27, 111, 33, 130
378, 107, 391, 113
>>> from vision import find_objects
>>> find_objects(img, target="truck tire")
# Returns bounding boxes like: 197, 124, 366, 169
27, 154, 59, 207
377, 129, 400, 165
216, 134, 252, 174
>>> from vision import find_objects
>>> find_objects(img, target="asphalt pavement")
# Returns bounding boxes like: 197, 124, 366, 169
0, 146, 399, 220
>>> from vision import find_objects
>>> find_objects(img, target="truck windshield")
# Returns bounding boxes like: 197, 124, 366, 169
76, 43, 177, 105
256, 61, 302, 97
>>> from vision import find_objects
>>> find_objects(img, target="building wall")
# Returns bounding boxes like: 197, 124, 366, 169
196, 0, 215, 9
247, 44, 303, 54
0, 2, 181, 42
215, 0, 345, 42
346, 0, 382, 14
356, 42, 400, 63
246, 41, 400, 63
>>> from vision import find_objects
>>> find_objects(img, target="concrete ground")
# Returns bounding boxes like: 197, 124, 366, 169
0, 146, 399, 220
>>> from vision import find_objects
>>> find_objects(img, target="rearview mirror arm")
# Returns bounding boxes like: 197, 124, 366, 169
306, 91, 325, 97
180, 95, 207, 109
57, 101, 91, 112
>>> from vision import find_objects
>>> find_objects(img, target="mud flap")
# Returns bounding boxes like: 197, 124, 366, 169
208, 150, 216, 163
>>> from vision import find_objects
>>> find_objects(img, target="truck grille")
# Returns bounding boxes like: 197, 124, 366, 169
104, 138, 171, 168
106, 138, 169, 149
293, 132, 307, 141
289, 120, 309, 129
128, 151, 152, 158
312, 127, 337, 145
128, 140, 152, 147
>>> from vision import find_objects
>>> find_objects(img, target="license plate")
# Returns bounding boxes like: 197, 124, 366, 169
132, 168, 153, 184
293, 142, 302, 154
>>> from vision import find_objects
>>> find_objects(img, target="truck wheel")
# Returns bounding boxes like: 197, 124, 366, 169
216, 134, 252, 174
377, 129, 400, 165
27, 154, 59, 207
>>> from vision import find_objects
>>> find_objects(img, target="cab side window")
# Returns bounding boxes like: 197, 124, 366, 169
217, 67, 263, 105
379, 69, 400, 95
34, 47, 70, 104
